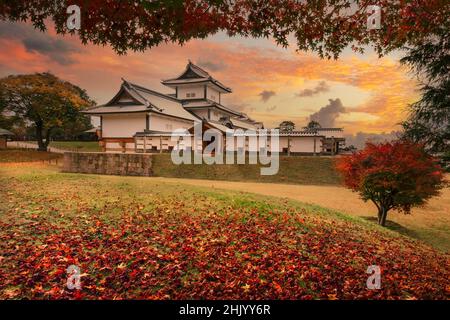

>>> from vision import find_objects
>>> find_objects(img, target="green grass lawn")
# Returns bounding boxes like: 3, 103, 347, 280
7, 146, 340, 184
0, 148, 62, 163
49, 141, 101, 152
22, 141, 102, 152
0, 163, 447, 299
152, 154, 342, 185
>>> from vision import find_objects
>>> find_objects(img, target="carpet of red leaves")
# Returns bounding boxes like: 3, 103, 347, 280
0, 168, 449, 300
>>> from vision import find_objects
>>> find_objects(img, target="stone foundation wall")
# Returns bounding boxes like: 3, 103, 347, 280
63, 152, 153, 176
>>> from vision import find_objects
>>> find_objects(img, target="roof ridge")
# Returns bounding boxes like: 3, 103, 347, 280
126, 80, 181, 102
188, 61, 210, 77
161, 61, 232, 93
103, 80, 144, 107
123, 80, 164, 112
162, 61, 209, 82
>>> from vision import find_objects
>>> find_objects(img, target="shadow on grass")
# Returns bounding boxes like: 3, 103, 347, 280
361, 216, 421, 239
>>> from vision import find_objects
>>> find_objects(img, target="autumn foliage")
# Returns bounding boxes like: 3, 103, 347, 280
0, 73, 94, 151
0, 0, 449, 57
337, 141, 445, 226
0, 164, 449, 299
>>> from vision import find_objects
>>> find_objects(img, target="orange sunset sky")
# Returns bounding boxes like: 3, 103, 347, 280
0, 21, 419, 139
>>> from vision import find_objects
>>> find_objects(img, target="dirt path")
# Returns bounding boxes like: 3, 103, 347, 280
151, 177, 450, 251
151, 177, 450, 220
7, 141, 66, 154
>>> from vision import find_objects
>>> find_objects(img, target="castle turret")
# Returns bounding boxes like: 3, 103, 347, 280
161, 61, 231, 104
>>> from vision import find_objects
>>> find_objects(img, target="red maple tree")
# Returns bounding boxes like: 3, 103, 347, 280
336, 141, 445, 226
0, 0, 448, 57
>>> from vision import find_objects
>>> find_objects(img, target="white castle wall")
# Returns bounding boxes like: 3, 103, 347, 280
102, 114, 146, 138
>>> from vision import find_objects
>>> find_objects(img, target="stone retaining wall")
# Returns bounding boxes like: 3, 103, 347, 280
63, 152, 153, 176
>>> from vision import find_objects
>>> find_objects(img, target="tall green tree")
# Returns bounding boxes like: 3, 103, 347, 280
278, 120, 295, 132
0, 73, 94, 151
400, 28, 450, 154
305, 120, 322, 130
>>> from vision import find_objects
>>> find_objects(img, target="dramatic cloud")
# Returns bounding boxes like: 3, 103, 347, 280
309, 98, 346, 127
296, 81, 330, 97
197, 59, 226, 72
258, 90, 276, 102
0, 22, 418, 134
266, 105, 277, 112
0, 22, 81, 65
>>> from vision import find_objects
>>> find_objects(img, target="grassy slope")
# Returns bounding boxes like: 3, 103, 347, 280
20, 141, 101, 152
148, 177, 450, 252
1, 149, 448, 251
2, 148, 340, 185
152, 154, 342, 185
0, 164, 448, 299
0, 149, 62, 163
48, 141, 102, 152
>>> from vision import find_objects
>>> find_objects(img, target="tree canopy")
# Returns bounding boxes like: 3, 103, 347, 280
305, 120, 322, 130
400, 27, 450, 154
0, 0, 448, 58
278, 120, 295, 132
336, 140, 445, 226
0, 73, 94, 151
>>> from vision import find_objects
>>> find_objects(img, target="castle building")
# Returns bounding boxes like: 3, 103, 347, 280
84, 61, 344, 155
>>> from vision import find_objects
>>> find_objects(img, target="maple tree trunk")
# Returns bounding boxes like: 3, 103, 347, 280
35, 123, 51, 152
378, 207, 388, 226
35, 123, 46, 152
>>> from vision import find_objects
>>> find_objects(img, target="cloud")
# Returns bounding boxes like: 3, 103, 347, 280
266, 105, 277, 112
296, 81, 330, 97
258, 90, 276, 102
0, 24, 418, 134
0, 22, 81, 65
197, 59, 226, 72
309, 98, 346, 127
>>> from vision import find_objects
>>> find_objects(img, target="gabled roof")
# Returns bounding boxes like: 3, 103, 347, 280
83, 105, 150, 115
84, 80, 198, 121
182, 99, 243, 117
204, 120, 233, 133
177, 61, 209, 79
125, 80, 181, 103
230, 118, 259, 130
161, 61, 232, 93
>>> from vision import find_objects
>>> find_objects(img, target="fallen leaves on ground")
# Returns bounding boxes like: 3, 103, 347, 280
0, 166, 448, 299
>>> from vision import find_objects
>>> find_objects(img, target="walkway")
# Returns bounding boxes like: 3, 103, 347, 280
7, 141, 66, 154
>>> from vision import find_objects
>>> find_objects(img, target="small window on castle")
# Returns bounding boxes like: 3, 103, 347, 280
186, 92, 196, 98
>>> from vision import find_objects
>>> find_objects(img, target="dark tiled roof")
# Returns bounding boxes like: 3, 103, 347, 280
182, 100, 243, 117
162, 61, 232, 93
84, 80, 197, 121
83, 105, 150, 114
